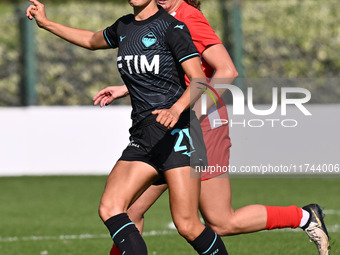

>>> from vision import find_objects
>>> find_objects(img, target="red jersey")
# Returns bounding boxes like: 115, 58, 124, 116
172, 2, 222, 84
173, 2, 231, 179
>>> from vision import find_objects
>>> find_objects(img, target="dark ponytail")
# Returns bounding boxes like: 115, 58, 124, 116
184, 0, 201, 10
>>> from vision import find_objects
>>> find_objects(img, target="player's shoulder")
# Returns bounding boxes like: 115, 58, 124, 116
117, 14, 135, 24
158, 6, 180, 24
107, 14, 134, 36
158, 6, 188, 31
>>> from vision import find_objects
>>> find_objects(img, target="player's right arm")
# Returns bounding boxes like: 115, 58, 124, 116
25, 0, 109, 50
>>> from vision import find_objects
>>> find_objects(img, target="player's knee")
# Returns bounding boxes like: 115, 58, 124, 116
206, 218, 240, 236
206, 222, 227, 236
98, 201, 112, 221
176, 223, 195, 239
175, 219, 198, 240
98, 199, 125, 221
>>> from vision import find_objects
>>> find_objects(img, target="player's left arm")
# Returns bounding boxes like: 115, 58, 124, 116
173, 57, 207, 113
191, 44, 239, 117
202, 44, 238, 82
152, 57, 206, 129
186, 12, 239, 116
152, 21, 206, 129
185, 12, 238, 94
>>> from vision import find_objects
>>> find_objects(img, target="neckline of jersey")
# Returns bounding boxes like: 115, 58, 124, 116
133, 5, 165, 26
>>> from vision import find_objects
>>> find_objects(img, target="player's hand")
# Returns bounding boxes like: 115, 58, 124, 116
26, 0, 49, 28
93, 85, 129, 107
152, 107, 181, 129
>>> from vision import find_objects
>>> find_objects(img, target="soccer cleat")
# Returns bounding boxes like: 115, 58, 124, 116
301, 204, 330, 255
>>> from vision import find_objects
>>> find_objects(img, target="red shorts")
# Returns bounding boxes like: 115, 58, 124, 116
199, 106, 231, 180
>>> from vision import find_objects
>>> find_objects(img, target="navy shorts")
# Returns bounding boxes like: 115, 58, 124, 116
119, 110, 207, 175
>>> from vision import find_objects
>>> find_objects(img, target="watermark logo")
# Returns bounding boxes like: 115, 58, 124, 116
197, 82, 224, 111
197, 83, 312, 128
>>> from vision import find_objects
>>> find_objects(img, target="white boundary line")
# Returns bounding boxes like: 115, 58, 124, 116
2, 209, 339, 243
0, 230, 177, 243
323, 209, 340, 215
1, 223, 339, 243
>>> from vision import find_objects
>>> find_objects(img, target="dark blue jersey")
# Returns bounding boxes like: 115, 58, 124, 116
103, 6, 199, 126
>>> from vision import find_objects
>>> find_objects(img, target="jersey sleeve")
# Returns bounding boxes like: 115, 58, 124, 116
103, 20, 120, 49
184, 12, 222, 55
166, 21, 200, 64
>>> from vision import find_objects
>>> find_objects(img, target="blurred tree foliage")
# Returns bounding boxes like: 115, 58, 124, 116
0, 0, 126, 3
0, 0, 339, 106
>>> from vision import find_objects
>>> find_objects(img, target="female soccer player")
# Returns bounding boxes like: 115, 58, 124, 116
94, 1, 330, 255
26, 0, 229, 254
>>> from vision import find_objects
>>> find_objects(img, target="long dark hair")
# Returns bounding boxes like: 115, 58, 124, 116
184, 0, 201, 10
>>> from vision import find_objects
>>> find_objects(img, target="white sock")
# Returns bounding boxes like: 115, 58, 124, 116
299, 209, 310, 227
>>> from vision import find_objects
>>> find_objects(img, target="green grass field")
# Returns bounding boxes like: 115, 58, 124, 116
0, 176, 339, 255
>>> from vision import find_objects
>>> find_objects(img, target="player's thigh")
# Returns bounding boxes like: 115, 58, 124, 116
100, 160, 159, 218
199, 173, 234, 225
164, 167, 201, 223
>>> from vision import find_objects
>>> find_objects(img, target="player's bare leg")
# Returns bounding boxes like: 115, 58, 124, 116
128, 184, 167, 233
199, 173, 330, 254
110, 184, 167, 255
165, 166, 228, 254
165, 167, 203, 240
99, 161, 159, 255
99, 161, 159, 220
199, 173, 267, 235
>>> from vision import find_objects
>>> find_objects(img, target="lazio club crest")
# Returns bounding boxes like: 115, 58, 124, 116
142, 32, 157, 48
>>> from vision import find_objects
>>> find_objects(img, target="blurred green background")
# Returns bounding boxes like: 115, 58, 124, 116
0, 0, 339, 106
